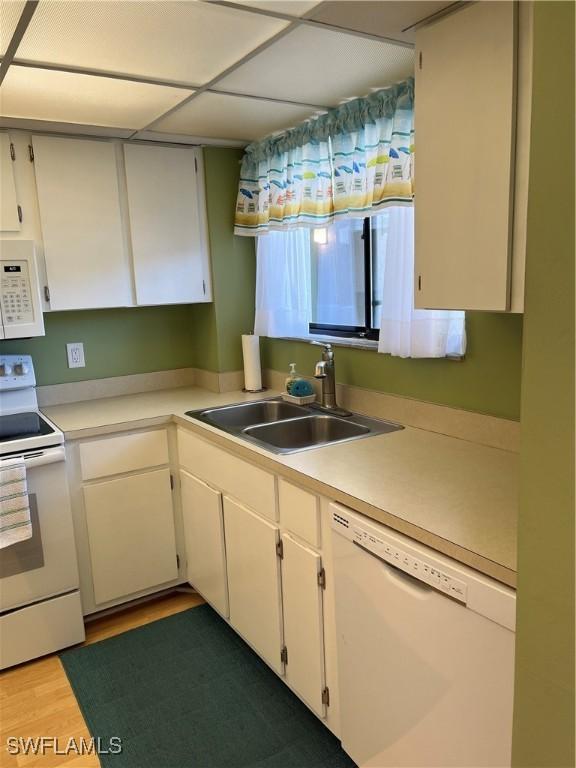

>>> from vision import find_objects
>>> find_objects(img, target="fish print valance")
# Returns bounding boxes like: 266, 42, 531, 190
234, 79, 414, 236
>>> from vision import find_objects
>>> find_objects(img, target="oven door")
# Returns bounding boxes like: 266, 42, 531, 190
0, 446, 80, 613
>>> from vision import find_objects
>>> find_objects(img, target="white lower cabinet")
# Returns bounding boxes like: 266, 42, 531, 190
223, 496, 284, 674
84, 468, 178, 605
178, 429, 277, 521
177, 431, 338, 732
180, 470, 229, 618
281, 533, 327, 718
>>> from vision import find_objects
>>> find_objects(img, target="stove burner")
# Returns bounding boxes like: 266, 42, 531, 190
0, 412, 55, 443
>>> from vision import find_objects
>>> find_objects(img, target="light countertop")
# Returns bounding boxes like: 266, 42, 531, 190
44, 386, 518, 587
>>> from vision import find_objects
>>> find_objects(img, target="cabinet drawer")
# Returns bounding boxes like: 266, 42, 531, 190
279, 478, 320, 548
80, 429, 169, 481
177, 428, 277, 521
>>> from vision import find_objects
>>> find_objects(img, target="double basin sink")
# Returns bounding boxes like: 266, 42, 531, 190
186, 398, 403, 455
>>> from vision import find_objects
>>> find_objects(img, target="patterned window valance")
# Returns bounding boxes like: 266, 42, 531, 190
234, 79, 414, 236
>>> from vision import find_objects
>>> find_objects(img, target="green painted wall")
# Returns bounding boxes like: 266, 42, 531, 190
0, 134, 522, 423
190, 147, 256, 372
0, 147, 255, 386
512, 3, 575, 766
0, 306, 197, 385
263, 312, 523, 420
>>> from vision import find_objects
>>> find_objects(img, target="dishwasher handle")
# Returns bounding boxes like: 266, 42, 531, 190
353, 540, 436, 598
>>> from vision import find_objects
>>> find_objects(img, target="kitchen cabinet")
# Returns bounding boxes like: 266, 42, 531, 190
279, 478, 321, 548
180, 469, 229, 617
176, 428, 340, 731
33, 135, 132, 310
79, 428, 169, 481
0, 134, 20, 232
223, 496, 284, 674
0, 133, 50, 312
178, 428, 277, 521
414, 1, 531, 312
123, 144, 211, 305
68, 426, 185, 615
281, 533, 327, 718
83, 467, 178, 605
30, 134, 212, 312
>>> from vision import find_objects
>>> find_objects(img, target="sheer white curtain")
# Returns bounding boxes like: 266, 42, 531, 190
376, 207, 466, 358
254, 229, 312, 338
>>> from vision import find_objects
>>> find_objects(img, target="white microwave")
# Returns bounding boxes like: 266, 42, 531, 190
0, 241, 45, 339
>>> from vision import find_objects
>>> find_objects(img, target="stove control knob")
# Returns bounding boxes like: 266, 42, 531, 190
13, 362, 28, 376
0, 363, 12, 376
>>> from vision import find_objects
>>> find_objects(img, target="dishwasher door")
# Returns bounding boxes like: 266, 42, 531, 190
331, 503, 516, 768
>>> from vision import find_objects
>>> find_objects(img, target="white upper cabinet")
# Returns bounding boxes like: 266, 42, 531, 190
123, 144, 211, 305
32, 135, 133, 310
0, 134, 50, 312
414, 1, 528, 312
0, 134, 20, 232
30, 135, 212, 311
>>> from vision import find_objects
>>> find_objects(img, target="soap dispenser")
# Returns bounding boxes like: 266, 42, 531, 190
285, 363, 298, 393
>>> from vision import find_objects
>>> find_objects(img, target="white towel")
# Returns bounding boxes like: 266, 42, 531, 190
0, 457, 32, 549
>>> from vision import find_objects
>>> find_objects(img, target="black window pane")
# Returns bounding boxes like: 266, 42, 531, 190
370, 211, 390, 330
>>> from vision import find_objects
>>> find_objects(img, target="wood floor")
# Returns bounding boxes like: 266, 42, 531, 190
0, 591, 204, 768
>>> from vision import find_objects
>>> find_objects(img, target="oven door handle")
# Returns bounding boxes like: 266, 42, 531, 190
1, 446, 65, 468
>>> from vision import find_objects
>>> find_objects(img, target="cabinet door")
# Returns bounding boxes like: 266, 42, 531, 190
0, 134, 49, 312
180, 470, 229, 617
414, 2, 516, 310
223, 497, 283, 673
0, 134, 20, 232
123, 144, 210, 305
178, 429, 277, 521
33, 135, 132, 310
282, 534, 326, 717
84, 468, 178, 605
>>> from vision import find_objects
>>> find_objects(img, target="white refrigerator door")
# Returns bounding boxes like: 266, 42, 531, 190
332, 528, 515, 768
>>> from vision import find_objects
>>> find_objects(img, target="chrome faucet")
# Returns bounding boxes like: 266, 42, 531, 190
312, 342, 351, 416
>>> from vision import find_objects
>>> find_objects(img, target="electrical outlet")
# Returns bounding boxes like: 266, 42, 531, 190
67, 342, 85, 369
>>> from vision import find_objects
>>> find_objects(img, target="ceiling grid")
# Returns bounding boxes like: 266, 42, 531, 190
0, 0, 452, 144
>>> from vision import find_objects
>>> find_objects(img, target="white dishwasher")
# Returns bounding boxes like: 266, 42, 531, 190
330, 503, 516, 768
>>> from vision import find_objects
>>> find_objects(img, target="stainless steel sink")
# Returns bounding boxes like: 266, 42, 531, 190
186, 398, 403, 454
193, 400, 305, 430
244, 415, 370, 451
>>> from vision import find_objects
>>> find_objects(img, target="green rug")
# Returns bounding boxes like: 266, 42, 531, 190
60, 603, 356, 768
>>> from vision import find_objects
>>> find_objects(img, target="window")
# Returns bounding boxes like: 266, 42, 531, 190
254, 207, 467, 359
309, 215, 389, 341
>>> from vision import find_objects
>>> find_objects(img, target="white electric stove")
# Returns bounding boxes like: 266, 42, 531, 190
0, 354, 85, 669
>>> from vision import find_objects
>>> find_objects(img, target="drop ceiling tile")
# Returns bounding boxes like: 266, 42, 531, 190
0, 66, 193, 129
234, 1, 321, 16
15, 1, 288, 85
1, 0, 25, 55
308, 1, 455, 43
153, 91, 319, 142
214, 25, 414, 106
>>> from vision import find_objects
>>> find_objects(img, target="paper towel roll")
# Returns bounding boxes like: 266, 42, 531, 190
242, 334, 262, 391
